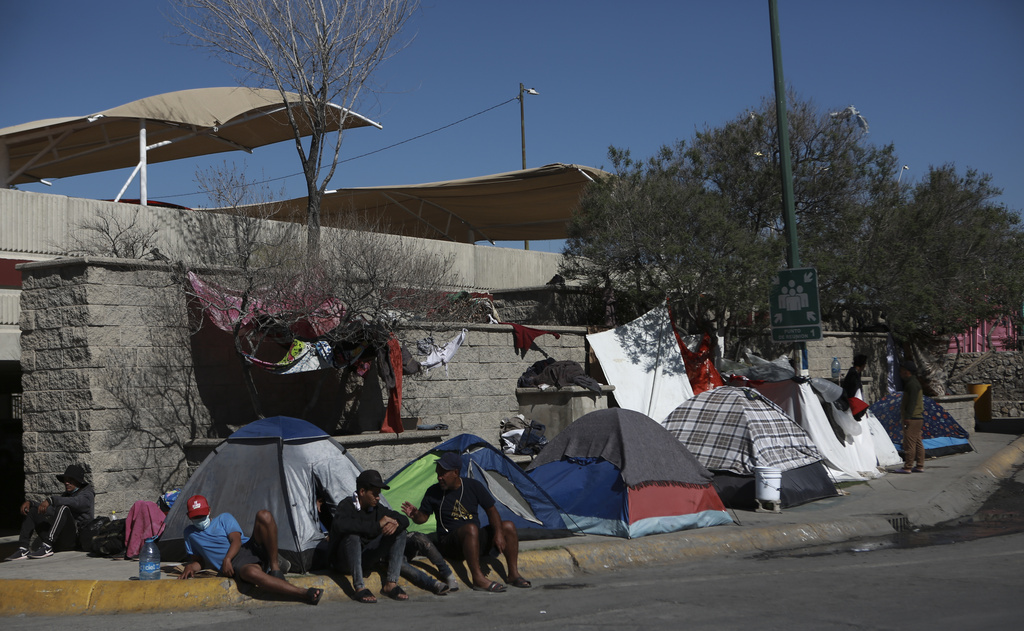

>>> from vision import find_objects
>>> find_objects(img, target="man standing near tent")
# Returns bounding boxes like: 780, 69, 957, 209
897, 361, 925, 474
401, 452, 532, 592
330, 470, 410, 603
178, 495, 322, 605
5, 464, 94, 561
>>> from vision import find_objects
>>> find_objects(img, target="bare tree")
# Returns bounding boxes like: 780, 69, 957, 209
65, 206, 160, 259
169, 0, 419, 252
183, 163, 471, 422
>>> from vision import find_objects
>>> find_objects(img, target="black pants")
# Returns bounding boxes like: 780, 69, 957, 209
18, 503, 78, 551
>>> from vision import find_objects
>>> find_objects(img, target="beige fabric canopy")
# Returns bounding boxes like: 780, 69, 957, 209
0, 87, 380, 187
244, 163, 609, 243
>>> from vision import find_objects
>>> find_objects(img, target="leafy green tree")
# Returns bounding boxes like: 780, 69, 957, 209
861, 164, 1024, 345
684, 94, 899, 326
562, 145, 784, 346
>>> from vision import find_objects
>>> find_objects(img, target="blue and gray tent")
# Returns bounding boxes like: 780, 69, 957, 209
383, 434, 579, 539
159, 416, 363, 572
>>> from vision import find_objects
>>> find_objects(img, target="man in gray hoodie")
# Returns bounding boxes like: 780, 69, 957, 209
6, 464, 95, 560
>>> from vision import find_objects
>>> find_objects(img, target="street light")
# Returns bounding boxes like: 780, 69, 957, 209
519, 83, 539, 249
897, 164, 909, 184
519, 83, 539, 170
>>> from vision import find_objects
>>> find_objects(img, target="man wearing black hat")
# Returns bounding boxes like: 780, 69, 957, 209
329, 469, 410, 603
6, 464, 95, 561
401, 452, 531, 592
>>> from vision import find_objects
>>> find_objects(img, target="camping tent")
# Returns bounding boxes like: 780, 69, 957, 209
752, 379, 892, 481
382, 434, 577, 539
526, 408, 732, 538
868, 393, 973, 457
159, 416, 363, 572
661, 387, 839, 508
587, 306, 694, 423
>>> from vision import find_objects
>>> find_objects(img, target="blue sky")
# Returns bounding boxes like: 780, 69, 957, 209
3, 1, 1022, 253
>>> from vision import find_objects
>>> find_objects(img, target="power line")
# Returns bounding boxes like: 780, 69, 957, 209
157, 96, 519, 201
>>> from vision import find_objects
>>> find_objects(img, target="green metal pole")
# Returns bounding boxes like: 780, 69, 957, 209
769, 0, 799, 269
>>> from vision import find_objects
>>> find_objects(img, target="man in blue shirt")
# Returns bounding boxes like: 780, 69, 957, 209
178, 495, 322, 605
402, 452, 532, 592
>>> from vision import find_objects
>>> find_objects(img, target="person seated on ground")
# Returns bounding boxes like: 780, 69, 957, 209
401, 452, 531, 593
6, 464, 95, 561
329, 470, 409, 603
400, 531, 459, 595
178, 495, 322, 606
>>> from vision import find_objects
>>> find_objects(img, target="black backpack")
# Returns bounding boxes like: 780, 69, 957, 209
78, 516, 110, 551
91, 519, 127, 557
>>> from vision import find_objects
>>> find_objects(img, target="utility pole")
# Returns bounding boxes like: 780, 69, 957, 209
769, 0, 799, 269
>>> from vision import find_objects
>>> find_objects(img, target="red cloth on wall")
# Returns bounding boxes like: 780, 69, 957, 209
381, 337, 405, 433
503, 322, 561, 357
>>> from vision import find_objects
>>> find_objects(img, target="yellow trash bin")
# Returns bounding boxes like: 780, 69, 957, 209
968, 383, 992, 423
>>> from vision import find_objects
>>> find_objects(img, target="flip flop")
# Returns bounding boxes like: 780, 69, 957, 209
473, 580, 507, 593
382, 585, 409, 601
354, 588, 377, 603
431, 580, 451, 595
509, 576, 532, 588
306, 587, 324, 605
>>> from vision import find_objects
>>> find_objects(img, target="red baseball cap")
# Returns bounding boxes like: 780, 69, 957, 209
186, 495, 210, 519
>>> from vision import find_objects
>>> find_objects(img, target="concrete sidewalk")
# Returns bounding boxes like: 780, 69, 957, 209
2, 431, 1023, 617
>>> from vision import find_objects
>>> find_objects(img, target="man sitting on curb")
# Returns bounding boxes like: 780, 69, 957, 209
178, 495, 322, 605
330, 470, 409, 603
402, 452, 532, 592
6, 464, 95, 561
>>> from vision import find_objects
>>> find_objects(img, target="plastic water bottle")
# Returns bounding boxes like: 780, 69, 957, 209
110, 510, 117, 520
831, 357, 841, 380
139, 537, 161, 580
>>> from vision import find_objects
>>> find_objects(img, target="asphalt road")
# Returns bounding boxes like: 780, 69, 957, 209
8, 527, 1023, 630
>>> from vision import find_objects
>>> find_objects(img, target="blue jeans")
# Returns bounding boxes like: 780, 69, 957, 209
335, 531, 407, 590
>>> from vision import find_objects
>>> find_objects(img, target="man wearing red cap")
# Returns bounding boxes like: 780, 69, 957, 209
178, 495, 322, 605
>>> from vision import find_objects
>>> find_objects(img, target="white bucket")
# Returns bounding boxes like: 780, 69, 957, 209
753, 466, 782, 503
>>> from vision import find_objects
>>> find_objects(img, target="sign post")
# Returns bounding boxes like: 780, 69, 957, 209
770, 268, 821, 342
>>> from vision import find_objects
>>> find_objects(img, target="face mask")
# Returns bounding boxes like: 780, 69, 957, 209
191, 515, 211, 531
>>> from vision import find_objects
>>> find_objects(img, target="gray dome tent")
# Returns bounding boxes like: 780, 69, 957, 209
159, 416, 363, 572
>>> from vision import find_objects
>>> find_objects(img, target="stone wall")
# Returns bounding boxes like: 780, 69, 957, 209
19, 258, 206, 514
17, 258, 590, 512
943, 351, 1024, 418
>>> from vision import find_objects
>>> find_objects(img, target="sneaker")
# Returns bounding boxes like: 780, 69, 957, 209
444, 572, 460, 592
27, 544, 53, 559
4, 547, 29, 561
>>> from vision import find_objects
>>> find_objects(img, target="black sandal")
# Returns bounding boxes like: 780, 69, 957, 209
382, 584, 409, 601
354, 588, 377, 603
306, 587, 324, 605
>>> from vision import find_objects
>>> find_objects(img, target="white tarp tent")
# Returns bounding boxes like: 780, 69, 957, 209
587, 306, 694, 423
749, 381, 901, 481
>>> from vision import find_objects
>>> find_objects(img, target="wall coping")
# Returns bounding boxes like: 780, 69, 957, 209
932, 394, 978, 403
185, 429, 450, 451
516, 385, 616, 395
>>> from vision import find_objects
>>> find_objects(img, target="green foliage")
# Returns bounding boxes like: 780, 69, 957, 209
861, 165, 1024, 342
563, 93, 1024, 352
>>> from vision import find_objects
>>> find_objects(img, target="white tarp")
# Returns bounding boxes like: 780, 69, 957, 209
754, 380, 881, 481
587, 306, 694, 423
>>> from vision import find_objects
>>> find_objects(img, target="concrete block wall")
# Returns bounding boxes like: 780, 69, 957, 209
19, 258, 207, 515
399, 323, 588, 443
17, 257, 592, 512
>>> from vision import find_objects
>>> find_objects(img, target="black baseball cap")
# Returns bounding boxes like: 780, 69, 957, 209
356, 469, 390, 490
